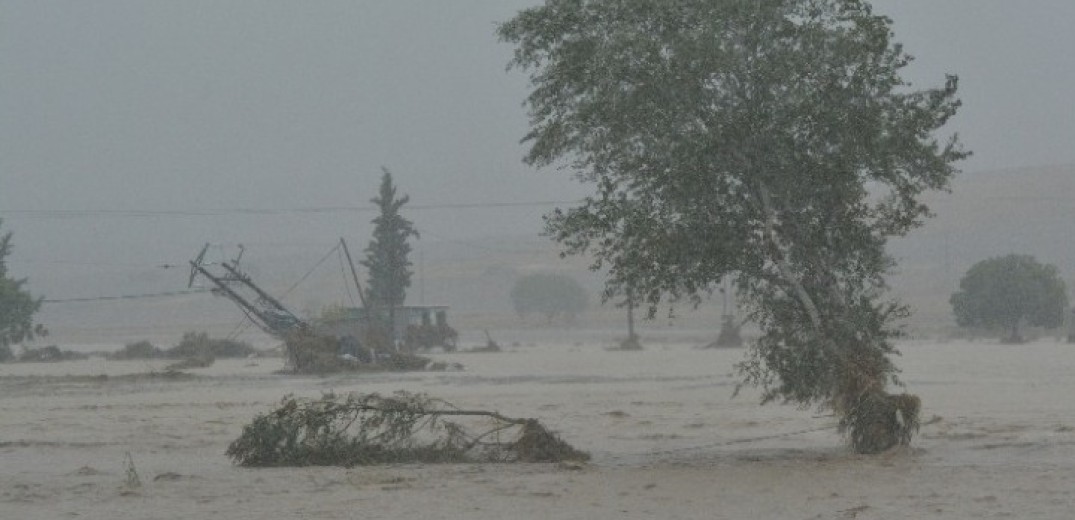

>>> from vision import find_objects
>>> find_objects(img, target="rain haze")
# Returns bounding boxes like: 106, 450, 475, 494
2, 1, 1075, 330
3, 1, 1075, 518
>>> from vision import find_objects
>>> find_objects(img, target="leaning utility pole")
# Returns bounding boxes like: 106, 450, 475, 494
339, 238, 367, 309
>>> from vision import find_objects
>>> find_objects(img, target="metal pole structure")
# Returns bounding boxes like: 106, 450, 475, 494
339, 238, 368, 308
219, 262, 299, 322
189, 261, 279, 338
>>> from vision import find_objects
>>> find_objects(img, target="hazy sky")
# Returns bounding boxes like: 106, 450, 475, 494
3, 0, 1075, 297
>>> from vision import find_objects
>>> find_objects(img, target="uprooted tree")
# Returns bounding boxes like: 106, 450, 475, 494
499, 0, 965, 453
226, 391, 589, 467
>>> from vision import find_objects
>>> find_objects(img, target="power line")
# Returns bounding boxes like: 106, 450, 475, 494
279, 243, 341, 300
419, 229, 550, 254
42, 289, 209, 304
0, 200, 582, 220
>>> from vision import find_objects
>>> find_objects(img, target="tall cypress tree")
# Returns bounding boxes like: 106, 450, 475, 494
361, 168, 419, 339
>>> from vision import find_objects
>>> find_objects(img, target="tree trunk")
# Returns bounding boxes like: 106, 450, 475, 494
389, 304, 398, 352
756, 182, 822, 332
1006, 319, 1023, 344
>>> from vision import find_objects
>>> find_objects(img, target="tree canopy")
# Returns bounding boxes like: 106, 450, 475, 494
951, 255, 1068, 343
510, 272, 589, 324
0, 220, 46, 361
361, 168, 419, 311
500, 0, 964, 452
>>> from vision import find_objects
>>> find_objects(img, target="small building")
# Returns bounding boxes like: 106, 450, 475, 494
316, 305, 456, 352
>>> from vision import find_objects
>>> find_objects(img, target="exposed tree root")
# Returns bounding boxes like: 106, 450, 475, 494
839, 390, 921, 454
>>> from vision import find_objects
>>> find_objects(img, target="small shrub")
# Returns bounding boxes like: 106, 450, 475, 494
17, 345, 89, 363
167, 331, 255, 359
379, 352, 433, 371
109, 340, 162, 360
122, 452, 141, 492
0, 344, 13, 363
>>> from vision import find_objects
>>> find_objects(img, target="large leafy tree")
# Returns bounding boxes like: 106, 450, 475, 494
0, 220, 46, 361
500, 0, 965, 452
510, 273, 589, 324
951, 255, 1068, 343
361, 168, 419, 333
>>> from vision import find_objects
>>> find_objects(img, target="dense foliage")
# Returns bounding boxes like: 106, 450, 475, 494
0, 220, 46, 360
500, 0, 965, 452
510, 272, 589, 324
951, 255, 1068, 343
227, 392, 589, 467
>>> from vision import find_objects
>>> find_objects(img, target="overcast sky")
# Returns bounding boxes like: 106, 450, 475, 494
3, 0, 1075, 296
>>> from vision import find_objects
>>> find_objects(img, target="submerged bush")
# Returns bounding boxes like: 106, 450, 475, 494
109, 333, 256, 362
109, 340, 163, 360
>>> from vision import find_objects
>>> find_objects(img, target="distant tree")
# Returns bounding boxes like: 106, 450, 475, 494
951, 255, 1068, 343
500, 0, 965, 452
0, 220, 46, 362
510, 273, 588, 324
361, 168, 419, 335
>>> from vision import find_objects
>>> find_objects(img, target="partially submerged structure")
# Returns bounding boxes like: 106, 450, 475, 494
188, 242, 455, 372
318, 305, 457, 353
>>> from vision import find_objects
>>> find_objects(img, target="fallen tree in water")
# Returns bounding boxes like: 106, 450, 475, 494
226, 392, 589, 467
